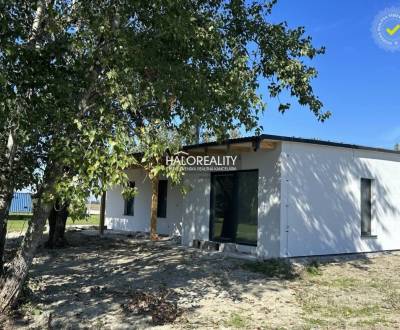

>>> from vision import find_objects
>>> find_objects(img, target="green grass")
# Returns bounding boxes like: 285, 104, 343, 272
7, 213, 100, 233
329, 277, 359, 288
224, 312, 248, 328
320, 304, 378, 318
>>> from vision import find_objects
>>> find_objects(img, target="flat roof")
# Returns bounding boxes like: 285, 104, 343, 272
184, 134, 400, 155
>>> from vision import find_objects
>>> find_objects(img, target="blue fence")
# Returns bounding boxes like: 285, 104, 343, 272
10, 193, 32, 213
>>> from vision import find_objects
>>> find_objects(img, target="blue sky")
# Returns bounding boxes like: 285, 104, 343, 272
257, 0, 400, 149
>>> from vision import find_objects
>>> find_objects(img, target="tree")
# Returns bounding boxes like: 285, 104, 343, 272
105, 0, 329, 240
1, 0, 328, 312
0, 0, 54, 273
0, 0, 135, 309
132, 122, 185, 240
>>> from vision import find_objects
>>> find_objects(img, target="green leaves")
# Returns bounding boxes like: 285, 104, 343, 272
133, 122, 185, 188
1, 0, 327, 212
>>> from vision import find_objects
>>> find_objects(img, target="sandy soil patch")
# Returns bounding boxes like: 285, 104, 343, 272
3, 230, 400, 329
294, 253, 400, 329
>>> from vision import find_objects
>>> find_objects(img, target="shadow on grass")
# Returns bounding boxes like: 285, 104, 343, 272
241, 259, 300, 280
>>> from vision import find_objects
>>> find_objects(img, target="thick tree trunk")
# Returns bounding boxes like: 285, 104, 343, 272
45, 201, 69, 249
0, 196, 53, 312
0, 163, 58, 313
0, 192, 13, 274
150, 177, 159, 241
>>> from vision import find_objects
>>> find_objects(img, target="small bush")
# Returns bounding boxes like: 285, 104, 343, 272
306, 260, 322, 276
242, 259, 298, 279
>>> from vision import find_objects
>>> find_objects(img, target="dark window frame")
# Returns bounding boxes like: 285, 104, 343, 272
157, 180, 168, 218
209, 169, 259, 246
361, 178, 374, 237
123, 181, 135, 216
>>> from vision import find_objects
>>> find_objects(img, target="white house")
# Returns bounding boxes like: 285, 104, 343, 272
105, 134, 400, 258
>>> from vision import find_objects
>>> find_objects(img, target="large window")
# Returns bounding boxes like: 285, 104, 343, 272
124, 181, 135, 216
210, 170, 258, 245
361, 178, 373, 236
157, 180, 168, 218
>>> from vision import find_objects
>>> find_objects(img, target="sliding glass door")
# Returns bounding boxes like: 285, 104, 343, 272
210, 170, 258, 245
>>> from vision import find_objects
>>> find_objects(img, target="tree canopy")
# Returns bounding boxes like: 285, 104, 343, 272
1, 0, 328, 197
0, 0, 327, 311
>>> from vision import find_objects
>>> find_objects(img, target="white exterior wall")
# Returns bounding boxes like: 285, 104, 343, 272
105, 139, 400, 259
280, 142, 400, 257
181, 146, 282, 258
105, 169, 183, 236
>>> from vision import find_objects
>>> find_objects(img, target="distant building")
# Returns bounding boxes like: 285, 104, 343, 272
395, 144, 400, 151
10, 193, 32, 213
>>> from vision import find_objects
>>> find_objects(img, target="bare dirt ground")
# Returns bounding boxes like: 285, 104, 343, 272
3, 229, 400, 329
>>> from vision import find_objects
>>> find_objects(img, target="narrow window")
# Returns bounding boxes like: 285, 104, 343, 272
124, 181, 135, 216
157, 180, 168, 218
361, 178, 372, 236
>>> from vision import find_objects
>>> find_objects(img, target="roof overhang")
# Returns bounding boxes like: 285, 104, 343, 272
183, 134, 400, 156
184, 136, 278, 154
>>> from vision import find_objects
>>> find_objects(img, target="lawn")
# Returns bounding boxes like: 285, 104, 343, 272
7, 213, 100, 233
